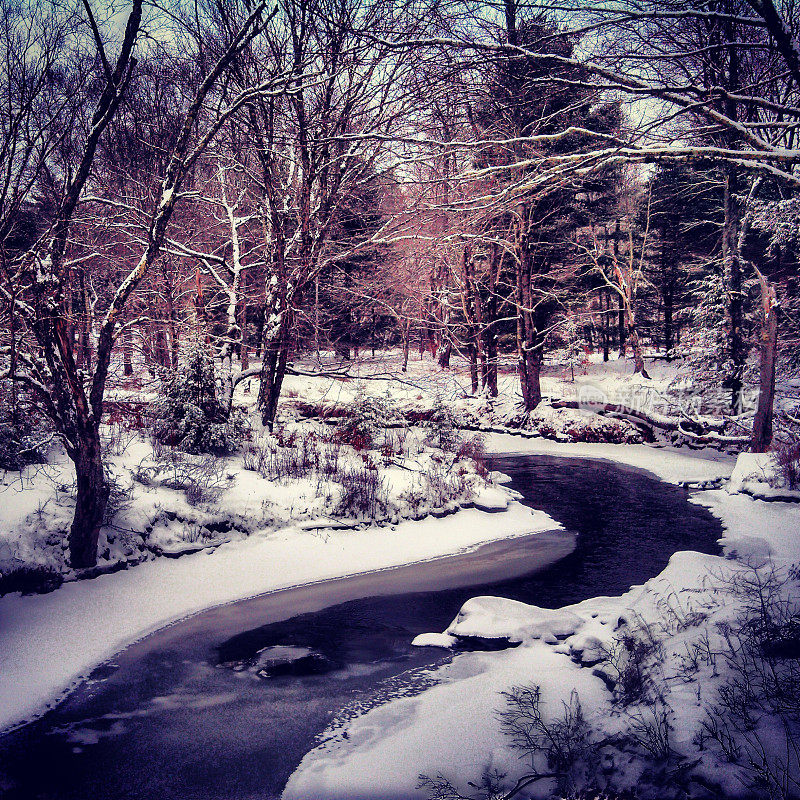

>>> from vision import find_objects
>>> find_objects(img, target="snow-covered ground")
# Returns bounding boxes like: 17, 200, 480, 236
0, 420, 496, 577
0, 497, 557, 733
282, 440, 800, 800
2, 351, 798, 798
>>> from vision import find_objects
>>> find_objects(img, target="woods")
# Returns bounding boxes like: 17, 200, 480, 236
1, 0, 799, 569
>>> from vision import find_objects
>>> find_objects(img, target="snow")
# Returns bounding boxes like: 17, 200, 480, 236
282, 437, 800, 800
0, 499, 557, 733
725, 451, 800, 501
410, 632, 456, 648
727, 451, 777, 493
3, 350, 798, 796
0, 423, 496, 578
442, 596, 582, 644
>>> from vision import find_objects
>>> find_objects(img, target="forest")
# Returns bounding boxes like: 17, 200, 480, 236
1, 2, 800, 798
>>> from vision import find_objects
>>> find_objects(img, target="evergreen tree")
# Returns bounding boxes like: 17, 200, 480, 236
151, 343, 246, 455
473, 14, 623, 408
639, 164, 724, 355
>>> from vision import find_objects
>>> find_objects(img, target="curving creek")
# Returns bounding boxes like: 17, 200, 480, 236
0, 455, 723, 800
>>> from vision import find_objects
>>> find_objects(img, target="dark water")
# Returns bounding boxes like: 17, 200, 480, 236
0, 456, 722, 800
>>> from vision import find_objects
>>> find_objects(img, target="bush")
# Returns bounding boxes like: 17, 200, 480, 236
0, 382, 50, 470
336, 464, 386, 518
334, 393, 402, 450
698, 565, 800, 799
242, 431, 322, 482
604, 622, 663, 707
0, 563, 63, 596
426, 458, 469, 506
134, 449, 232, 506
423, 396, 462, 452
150, 345, 246, 455
773, 439, 800, 489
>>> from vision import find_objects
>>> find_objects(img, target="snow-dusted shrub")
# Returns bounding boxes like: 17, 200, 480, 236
397, 478, 427, 517
242, 435, 276, 474
319, 439, 344, 477
244, 431, 322, 483
336, 464, 387, 519
0, 383, 50, 470
510, 406, 643, 444
603, 622, 663, 707
103, 467, 134, 524
334, 394, 402, 451
150, 345, 246, 455
698, 566, 800, 799
627, 702, 673, 762
420, 686, 594, 799
0, 564, 63, 596
426, 457, 469, 507
101, 420, 138, 456
500, 686, 591, 782
422, 396, 462, 452
134, 449, 231, 506
456, 433, 488, 477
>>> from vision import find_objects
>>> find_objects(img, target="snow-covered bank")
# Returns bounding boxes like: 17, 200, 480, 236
0, 499, 558, 733
483, 434, 736, 485
282, 443, 800, 800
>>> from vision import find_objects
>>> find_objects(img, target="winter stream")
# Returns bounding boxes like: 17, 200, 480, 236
0, 455, 723, 800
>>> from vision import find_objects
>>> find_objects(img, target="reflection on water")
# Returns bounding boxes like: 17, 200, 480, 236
0, 456, 722, 800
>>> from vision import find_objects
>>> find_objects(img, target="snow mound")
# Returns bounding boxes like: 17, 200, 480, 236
445, 596, 584, 644
725, 452, 800, 501
470, 486, 509, 512
411, 632, 457, 648
727, 452, 776, 493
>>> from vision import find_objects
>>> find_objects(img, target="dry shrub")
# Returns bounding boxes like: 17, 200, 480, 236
773, 440, 800, 489
336, 464, 386, 518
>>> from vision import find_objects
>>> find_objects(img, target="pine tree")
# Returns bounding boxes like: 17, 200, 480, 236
151, 343, 246, 455
474, 14, 623, 409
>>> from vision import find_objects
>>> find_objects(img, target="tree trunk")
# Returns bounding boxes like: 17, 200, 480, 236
468, 343, 479, 394
436, 341, 451, 369
627, 326, 650, 379
68, 428, 109, 569
402, 319, 410, 372
521, 347, 542, 409
122, 327, 134, 376
258, 306, 293, 430
485, 326, 498, 397
155, 326, 169, 369
516, 249, 541, 411
751, 277, 778, 453
663, 290, 674, 355
240, 302, 249, 371
254, 307, 265, 359
723, 168, 745, 410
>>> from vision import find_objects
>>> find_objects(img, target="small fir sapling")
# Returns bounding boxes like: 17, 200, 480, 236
150, 343, 246, 455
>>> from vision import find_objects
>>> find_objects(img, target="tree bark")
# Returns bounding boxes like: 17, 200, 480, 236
751, 275, 778, 452
723, 168, 745, 410
122, 327, 134, 376
68, 427, 109, 569
516, 252, 542, 410
436, 341, 451, 369
240, 301, 249, 370
401, 318, 410, 372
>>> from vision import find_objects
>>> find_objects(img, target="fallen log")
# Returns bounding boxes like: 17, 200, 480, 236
549, 399, 746, 444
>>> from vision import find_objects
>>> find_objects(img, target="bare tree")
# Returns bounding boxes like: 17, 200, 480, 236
1, 0, 280, 567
